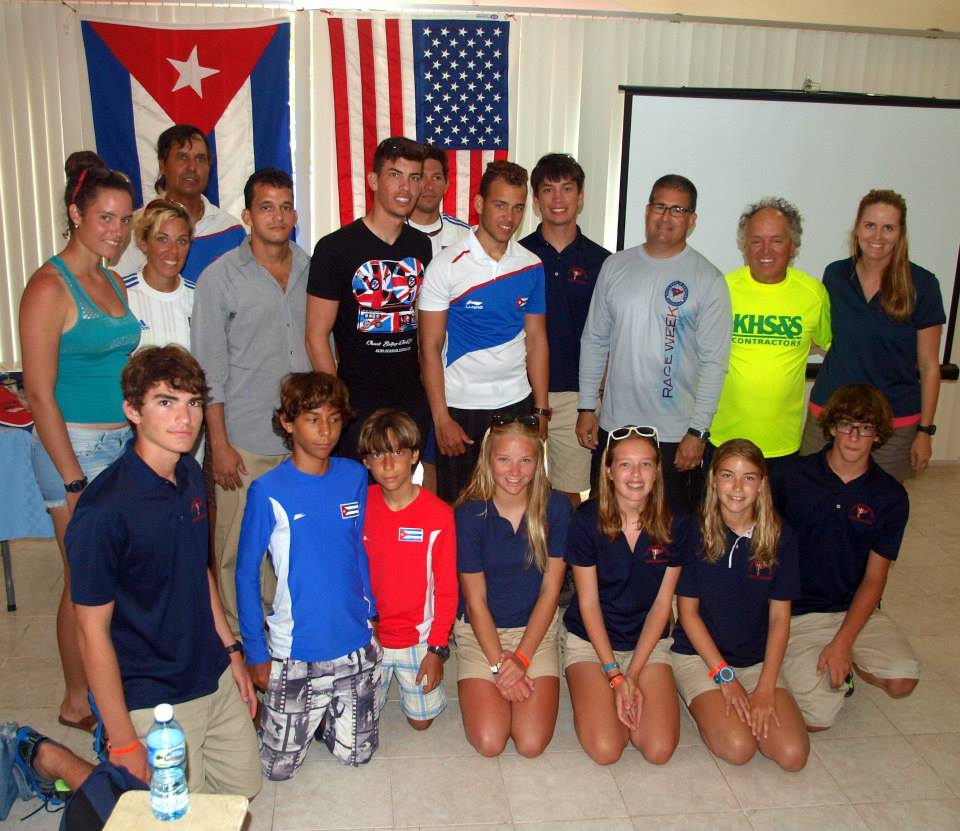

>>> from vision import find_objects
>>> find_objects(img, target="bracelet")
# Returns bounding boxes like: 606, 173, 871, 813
708, 661, 729, 679
608, 672, 625, 689
601, 661, 620, 674
108, 739, 141, 755
514, 650, 531, 669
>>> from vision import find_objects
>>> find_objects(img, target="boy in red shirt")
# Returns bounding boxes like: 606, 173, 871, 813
359, 409, 458, 729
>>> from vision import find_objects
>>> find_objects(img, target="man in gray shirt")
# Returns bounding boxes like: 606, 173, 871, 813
576, 174, 731, 514
191, 168, 310, 635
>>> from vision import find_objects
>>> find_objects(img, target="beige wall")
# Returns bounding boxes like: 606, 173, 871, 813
615, 1, 959, 33
373, 0, 960, 34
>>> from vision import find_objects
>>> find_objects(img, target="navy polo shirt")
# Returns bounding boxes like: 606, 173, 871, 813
456, 490, 571, 628
67, 442, 228, 711
811, 258, 945, 418
519, 225, 610, 392
671, 526, 800, 667
563, 503, 696, 650
771, 447, 909, 616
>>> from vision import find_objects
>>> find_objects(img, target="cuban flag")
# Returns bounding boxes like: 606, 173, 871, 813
398, 527, 424, 543
80, 19, 291, 219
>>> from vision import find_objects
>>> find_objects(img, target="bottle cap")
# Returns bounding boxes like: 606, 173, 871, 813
154, 703, 174, 722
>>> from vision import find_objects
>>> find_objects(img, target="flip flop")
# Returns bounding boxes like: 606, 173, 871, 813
57, 713, 98, 734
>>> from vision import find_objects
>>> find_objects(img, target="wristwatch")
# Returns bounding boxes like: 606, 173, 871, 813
532, 407, 552, 421
686, 427, 710, 443
427, 645, 450, 661
917, 424, 937, 436
64, 477, 88, 493
225, 641, 244, 656
713, 665, 736, 684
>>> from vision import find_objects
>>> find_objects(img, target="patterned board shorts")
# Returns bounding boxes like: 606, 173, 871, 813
259, 639, 382, 779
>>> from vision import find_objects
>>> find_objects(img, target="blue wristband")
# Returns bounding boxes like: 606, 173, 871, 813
601, 661, 620, 673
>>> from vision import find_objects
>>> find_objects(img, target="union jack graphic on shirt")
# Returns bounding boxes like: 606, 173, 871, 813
352, 257, 425, 335
398, 527, 424, 543
340, 501, 360, 519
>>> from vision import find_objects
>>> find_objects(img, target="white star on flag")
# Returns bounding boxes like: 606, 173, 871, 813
167, 45, 219, 97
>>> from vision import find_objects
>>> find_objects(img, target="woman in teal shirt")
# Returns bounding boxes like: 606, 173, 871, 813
20, 156, 140, 732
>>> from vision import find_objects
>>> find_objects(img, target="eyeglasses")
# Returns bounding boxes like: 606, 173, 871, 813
605, 424, 659, 450
835, 420, 877, 438
491, 413, 540, 429
647, 203, 693, 217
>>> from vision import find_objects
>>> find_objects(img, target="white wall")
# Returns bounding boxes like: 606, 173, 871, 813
2, 0, 959, 459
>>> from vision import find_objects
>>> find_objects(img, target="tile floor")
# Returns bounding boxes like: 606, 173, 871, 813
2, 466, 960, 830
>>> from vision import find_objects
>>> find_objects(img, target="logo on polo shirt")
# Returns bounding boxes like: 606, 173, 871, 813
516, 296, 528, 308
848, 503, 876, 525
190, 497, 206, 523
340, 501, 360, 519
644, 544, 669, 564
664, 281, 689, 307
748, 560, 774, 581
567, 266, 588, 285
398, 527, 424, 543
465, 300, 484, 310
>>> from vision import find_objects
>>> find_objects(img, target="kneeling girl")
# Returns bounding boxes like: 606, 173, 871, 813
670, 439, 809, 770
455, 416, 571, 757
563, 425, 694, 765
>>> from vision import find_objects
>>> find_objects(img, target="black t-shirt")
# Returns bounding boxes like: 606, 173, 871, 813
308, 219, 432, 414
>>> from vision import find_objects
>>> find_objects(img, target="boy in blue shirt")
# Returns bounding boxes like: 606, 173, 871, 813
236, 372, 381, 779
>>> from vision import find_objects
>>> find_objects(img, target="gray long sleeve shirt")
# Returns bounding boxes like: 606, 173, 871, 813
578, 244, 732, 443
191, 238, 311, 455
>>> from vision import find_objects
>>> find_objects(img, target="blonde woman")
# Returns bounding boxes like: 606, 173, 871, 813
124, 198, 195, 350
454, 415, 570, 757
803, 190, 945, 480
563, 425, 693, 765
671, 439, 808, 770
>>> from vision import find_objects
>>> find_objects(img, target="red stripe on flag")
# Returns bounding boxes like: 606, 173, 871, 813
468, 152, 484, 225
385, 19, 404, 136
328, 19, 354, 226
444, 152, 458, 217
357, 19, 378, 216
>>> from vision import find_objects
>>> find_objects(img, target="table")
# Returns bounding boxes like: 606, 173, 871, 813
104, 792, 249, 830
0, 427, 55, 611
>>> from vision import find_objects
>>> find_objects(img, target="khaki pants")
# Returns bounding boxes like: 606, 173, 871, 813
214, 447, 285, 636
129, 668, 261, 798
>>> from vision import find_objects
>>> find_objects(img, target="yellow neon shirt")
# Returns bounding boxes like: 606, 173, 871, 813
710, 266, 831, 457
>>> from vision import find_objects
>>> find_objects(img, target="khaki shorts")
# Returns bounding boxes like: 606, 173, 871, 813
454, 614, 561, 681
799, 409, 918, 482
129, 668, 261, 798
782, 610, 920, 728
671, 652, 783, 706
546, 391, 592, 494
561, 629, 673, 673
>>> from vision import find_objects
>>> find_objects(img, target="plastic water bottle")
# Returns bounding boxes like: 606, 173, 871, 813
146, 703, 189, 821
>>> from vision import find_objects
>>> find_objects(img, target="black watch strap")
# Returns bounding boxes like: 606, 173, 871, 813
686, 427, 710, 443
917, 424, 937, 436
64, 477, 89, 493
427, 645, 450, 660
225, 641, 244, 656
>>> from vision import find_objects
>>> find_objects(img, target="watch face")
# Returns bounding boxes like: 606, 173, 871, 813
717, 666, 736, 683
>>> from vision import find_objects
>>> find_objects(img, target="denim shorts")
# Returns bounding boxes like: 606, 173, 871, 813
31, 425, 131, 508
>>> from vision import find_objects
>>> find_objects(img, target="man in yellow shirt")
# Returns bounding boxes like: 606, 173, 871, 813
710, 198, 830, 464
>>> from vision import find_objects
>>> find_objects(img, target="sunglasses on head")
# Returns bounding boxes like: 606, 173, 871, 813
605, 424, 659, 450
491, 413, 540, 429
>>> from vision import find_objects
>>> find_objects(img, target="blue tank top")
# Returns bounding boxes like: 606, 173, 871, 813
51, 256, 141, 423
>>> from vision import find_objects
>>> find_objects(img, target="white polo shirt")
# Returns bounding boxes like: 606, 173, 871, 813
419, 231, 545, 409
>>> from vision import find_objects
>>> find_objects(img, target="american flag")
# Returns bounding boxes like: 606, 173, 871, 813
327, 18, 511, 227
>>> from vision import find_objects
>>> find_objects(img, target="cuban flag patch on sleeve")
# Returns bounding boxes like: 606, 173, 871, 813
340, 502, 360, 519
398, 527, 424, 543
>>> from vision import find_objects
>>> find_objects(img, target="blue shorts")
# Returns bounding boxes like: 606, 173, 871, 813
421, 422, 437, 465
31, 426, 131, 508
